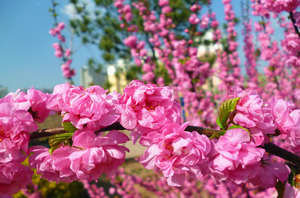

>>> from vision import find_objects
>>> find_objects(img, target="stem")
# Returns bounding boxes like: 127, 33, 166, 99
289, 12, 300, 37
50, 0, 73, 83
29, 123, 300, 166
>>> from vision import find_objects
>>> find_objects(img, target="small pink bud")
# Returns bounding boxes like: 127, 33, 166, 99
65, 49, 71, 57
57, 22, 65, 31
109, 187, 116, 195
49, 29, 56, 36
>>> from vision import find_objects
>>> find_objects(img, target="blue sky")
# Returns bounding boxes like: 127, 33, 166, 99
0, 0, 285, 93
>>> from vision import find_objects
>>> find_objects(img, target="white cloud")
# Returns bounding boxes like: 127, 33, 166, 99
61, 3, 81, 19
61, 0, 97, 20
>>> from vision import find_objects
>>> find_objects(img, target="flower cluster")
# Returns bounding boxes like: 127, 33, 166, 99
118, 80, 181, 143
47, 84, 120, 131
49, 22, 76, 79
0, 91, 42, 196
2, 81, 300, 196
140, 122, 211, 186
29, 130, 129, 183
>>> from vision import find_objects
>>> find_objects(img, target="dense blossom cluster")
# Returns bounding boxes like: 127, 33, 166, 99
4, 0, 300, 196
2, 81, 300, 197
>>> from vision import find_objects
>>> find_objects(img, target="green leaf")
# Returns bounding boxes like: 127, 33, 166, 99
216, 117, 224, 130
275, 181, 285, 198
63, 122, 77, 133
48, 133, 74, 154
218, 97, 240, 129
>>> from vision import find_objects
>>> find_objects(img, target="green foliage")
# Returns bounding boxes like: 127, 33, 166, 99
49, 123, 75, 154
88, 58, 102, 73
218, 97, 240, 130
126, 65, 142, 81
63, 121, 77, 133
154, 63, 172, 85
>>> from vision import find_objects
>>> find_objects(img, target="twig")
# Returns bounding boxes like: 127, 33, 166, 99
29, 122, 300, 166
290, 12, 300, 37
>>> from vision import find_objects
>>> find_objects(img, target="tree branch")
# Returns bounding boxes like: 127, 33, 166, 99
30, 123, 300, 166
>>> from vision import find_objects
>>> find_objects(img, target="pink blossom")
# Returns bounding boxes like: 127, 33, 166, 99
56, 22, 65, 31
249, 155, 290, 188
69, 130, 129, 179
0, 101, 38, 157
27, 87, 51, 123
228, 85, 276, 145
0, 162, 33, 197
284, 182, 300, 198
28, 146, 74, 183
261, 0, 300, 13
159, 0, 169, 7
0, 89, 30, 110
52, 43, 60, 50
190, 4, 201, 12
142, 71, 155, 82
124, 13, 133, 22
162, 6, 172, 14
140, 122, 211, 186
65, 49, 71, 57
46, 83, 72, 112
124, 36, 137, 48
54, 50, 63, 58
118, 80, 181, 143
189, 14, 200, 25
270, 97, 295, 139
30, 130, 129, 183
48, 84, 120, 131
206, 128, 265, 185
49, 29, 56, 36
109, 187, 116, 195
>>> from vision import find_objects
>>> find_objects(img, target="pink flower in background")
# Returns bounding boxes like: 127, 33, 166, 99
261, 0, 300, 13
140, 122, 211, 186
118, 80, 181, 143
65, 49, 71, 57
158, 0, 169, 7
54, 50, 63, 58
56, 22, 65, 31
189, 14, 200, 25
124, 36, 137, 48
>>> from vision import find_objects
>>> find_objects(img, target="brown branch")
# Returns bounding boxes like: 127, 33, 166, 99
290, 12, 300, 37
29, 123, 300, 166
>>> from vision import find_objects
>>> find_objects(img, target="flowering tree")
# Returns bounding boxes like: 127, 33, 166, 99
2, 0, 300, 197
